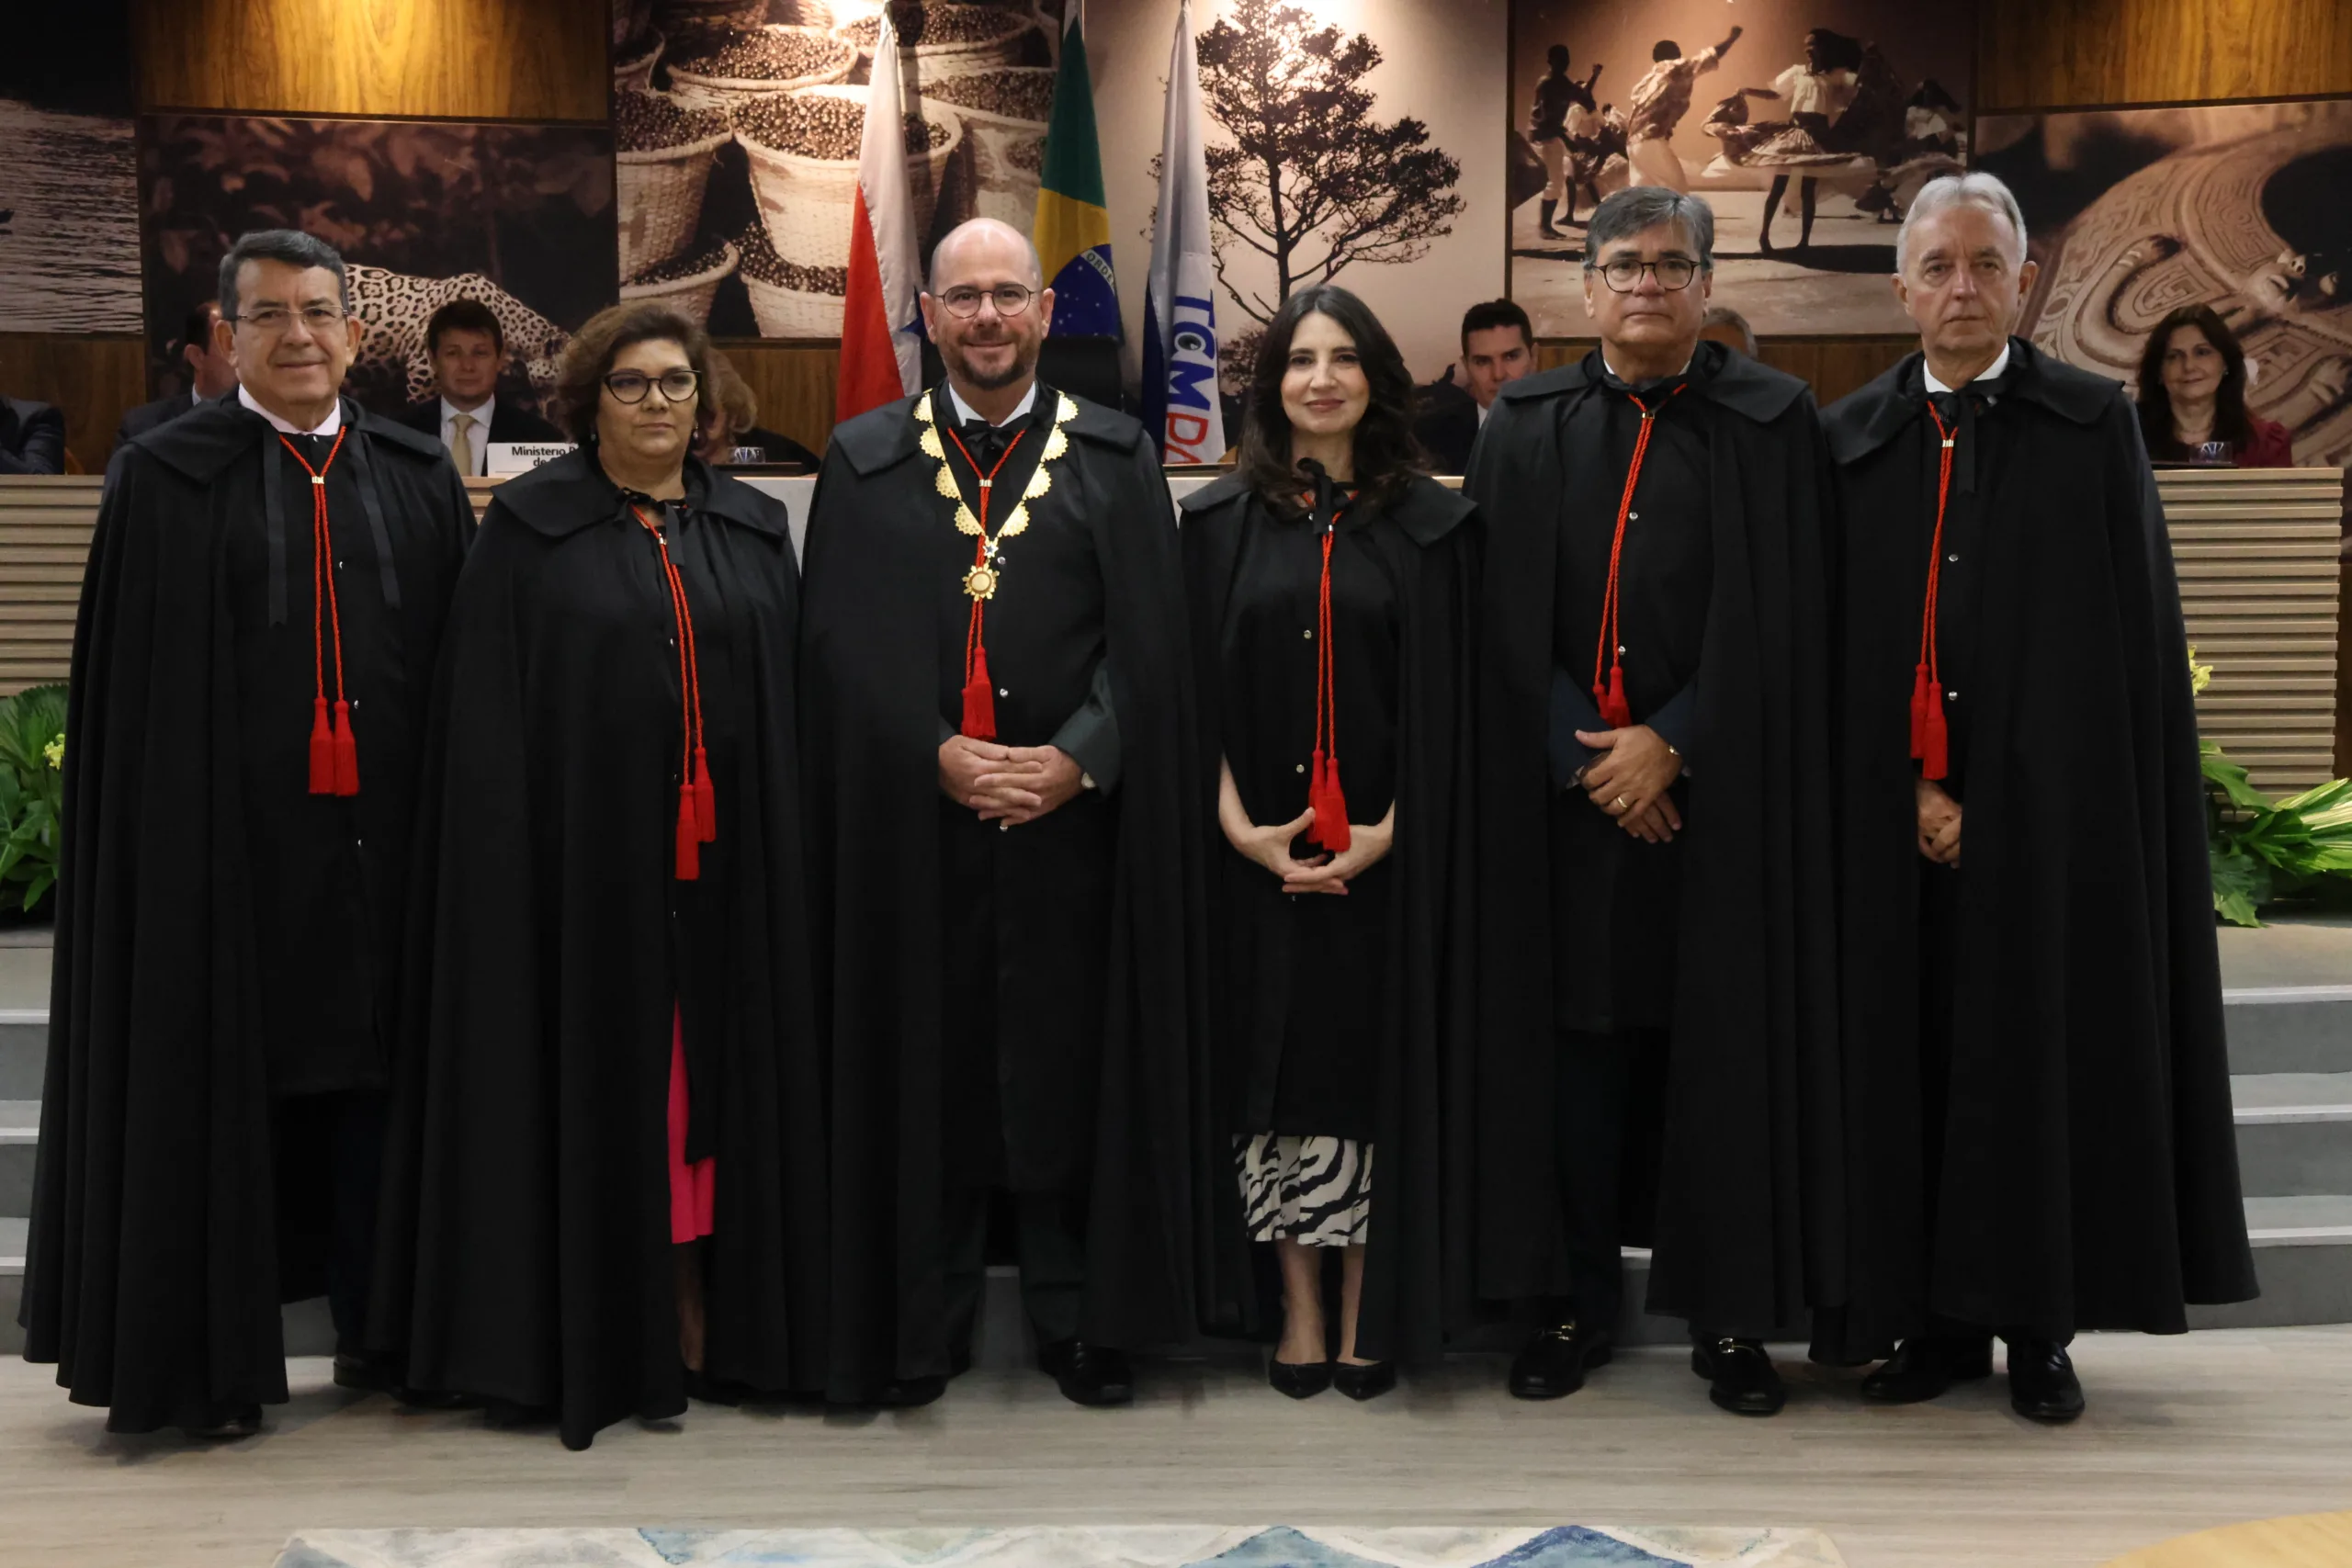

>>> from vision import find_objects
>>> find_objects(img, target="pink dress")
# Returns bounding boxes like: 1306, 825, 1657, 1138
667, 1008, 716, 1243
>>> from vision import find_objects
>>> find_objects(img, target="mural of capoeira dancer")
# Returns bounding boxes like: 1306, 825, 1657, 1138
1624, 24, 1742, 192
1529, 44, 1605, 237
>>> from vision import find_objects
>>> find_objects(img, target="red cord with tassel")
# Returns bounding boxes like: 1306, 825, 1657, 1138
635, 506, 714, 879
1591, 388, 1682, 732
944, 426, 1029, 741
1305, 507, 1351, 853
1913, 404, 1958, 782
280, 431, 359, 795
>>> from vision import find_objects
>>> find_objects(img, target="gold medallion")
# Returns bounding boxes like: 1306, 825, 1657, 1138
918, 387, 1080, 606
964, 564, 999, 600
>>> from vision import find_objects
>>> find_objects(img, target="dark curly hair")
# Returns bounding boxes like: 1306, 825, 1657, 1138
548, 300, 716, 444
1236, 285, 1424, 513
2135, 304, 2253, 458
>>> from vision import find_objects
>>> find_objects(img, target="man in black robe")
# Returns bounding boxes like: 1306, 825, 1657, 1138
18, 230, 473, 1437
1468, 186, 1846, 1417
1824, 173, 2256, 1422
800, 218, 1204, 1408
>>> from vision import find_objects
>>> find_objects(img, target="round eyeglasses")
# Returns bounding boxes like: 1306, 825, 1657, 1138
604, 369, 700, 404
1592, 255, 1701, 293
937, 284, 1037, 319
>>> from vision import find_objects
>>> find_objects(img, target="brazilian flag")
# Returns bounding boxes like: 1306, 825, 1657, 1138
1034, 11, 1120, 337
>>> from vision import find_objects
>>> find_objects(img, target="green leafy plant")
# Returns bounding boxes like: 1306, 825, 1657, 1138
2197, 649, 2352, 926
0, 683, 67, 916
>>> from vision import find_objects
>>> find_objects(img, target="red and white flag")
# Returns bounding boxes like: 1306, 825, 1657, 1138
836, 12, 922, 421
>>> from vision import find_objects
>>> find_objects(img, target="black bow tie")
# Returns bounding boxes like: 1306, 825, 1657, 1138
958, 414, 1015, 468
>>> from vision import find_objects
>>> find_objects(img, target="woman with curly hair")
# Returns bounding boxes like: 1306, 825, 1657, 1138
1183, 286, 1480, 1401
367, 301, 826, 1449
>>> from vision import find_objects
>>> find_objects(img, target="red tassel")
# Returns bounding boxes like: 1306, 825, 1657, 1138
308, 697, 334, 795
1921, 687, 1950, 781
1600, 665, 1633, 730
961, 645, 997, 739
692, 745, 717, 842
1317, 758, 1352, 854
1908, 662, 1931, 760
330, 699, 359, 796
675, 783, 701, 880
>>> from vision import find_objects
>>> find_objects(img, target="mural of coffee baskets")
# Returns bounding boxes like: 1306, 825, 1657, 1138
653, 0, 769, 36
735, 83, 963, 271
919, 65, 1051, 229
834, 4, 1033, 86
771, 0, 873, 28
665, 25, 858, 114
614, 28, 664, 92
620, 236, 741, 326
615, 88, 736, 280
738, 220, 846, 337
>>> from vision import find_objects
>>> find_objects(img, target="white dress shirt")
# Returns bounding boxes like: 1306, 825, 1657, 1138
944, 379, 1039, 430
1923, 343, 2011, 395
440, 395, 495, 477
238, 384, 342, 438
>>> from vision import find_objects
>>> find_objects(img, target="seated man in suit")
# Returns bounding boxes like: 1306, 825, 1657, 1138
1, 396, 66, 475
398, 298, 561, 475
1413, 298, 1536, 475
118, 302, 241, 447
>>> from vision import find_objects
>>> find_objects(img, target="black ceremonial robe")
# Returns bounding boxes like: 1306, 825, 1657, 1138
1467, 342, 1854, 1354
800, 388, 1206, 1401
1824, 342, 2256, 1344
21, 397, 472, 1432
1182, 473, 1480, 1364
365, 452, 826, 1450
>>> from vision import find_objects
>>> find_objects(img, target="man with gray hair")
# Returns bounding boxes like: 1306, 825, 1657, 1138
19, 230, 475, 1438
800, 217, 1203, 1410
1468, 186, 1849, 1416
1825, 172, 2255, 1421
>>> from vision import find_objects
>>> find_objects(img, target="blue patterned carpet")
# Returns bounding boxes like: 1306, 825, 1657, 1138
276, 1525, 1845, 1567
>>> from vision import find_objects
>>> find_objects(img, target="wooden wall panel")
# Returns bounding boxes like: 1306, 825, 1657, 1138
132, 0, 609, 121
719, 344, 841, 460
0, 336, 150, 476
0, 479, 103, 695
1978, 0, 2352, 110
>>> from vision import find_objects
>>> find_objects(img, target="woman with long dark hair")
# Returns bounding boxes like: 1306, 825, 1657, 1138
1183, 286, 1479, 1400
2134, 304, 2294, 467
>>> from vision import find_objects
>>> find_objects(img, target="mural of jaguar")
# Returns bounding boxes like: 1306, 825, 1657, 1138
345, 264, 571, 415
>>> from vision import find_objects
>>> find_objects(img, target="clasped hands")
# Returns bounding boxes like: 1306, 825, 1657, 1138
1573, 723, 1683, 844
938, 735, 1084, 828
1217, 758, 1394, 896
1916, 776, 1962, 866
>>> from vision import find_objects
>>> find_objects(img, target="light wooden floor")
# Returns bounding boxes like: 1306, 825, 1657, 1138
6, 1330, 2351, 1568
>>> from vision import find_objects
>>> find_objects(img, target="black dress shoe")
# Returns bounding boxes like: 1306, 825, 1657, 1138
1691, 1337, 1786, 1416
875, 1374, 947, 1408
1333, 1360, 1396, 1402
1860, 1336, 1994, 1404
1269, 1358, 1331, 1400
2006, 1339, 2085, 1423
1509, 1319, 1612, 1400
682, 1367, 745, 1405
1042, 1339, 1134, 1406
332, 1349, 395, 1393
182, 1405, 263, 1440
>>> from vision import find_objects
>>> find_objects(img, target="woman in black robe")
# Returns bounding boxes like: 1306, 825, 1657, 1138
1182, 287, 1479, 1400
367, 303, 825, 1449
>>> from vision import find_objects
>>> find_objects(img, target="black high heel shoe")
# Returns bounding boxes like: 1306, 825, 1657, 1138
1269, 1358, 1332, 1399
1332, 1360, 1396, 1401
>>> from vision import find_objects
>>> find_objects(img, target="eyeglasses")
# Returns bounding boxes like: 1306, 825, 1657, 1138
604, 369, 701, 404
1592, 255, 1701, 293
231, 305, 349, 334
937, 284, 1036, 319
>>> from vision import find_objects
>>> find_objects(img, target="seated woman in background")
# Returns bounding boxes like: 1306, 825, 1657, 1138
694, 347, 821, 469
1182, 286, 1479, 1403
2135, 303, 2294, 467
367, 301, 827, 1449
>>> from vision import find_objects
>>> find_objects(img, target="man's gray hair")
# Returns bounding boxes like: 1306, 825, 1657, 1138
218, 229, 352, 320
1896, 172, 2029, 271
1583, 186, 1716, 272
1701, 304, 1758, 355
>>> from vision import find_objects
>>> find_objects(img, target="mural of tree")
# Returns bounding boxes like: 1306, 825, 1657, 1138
1193, 0, 1465, 330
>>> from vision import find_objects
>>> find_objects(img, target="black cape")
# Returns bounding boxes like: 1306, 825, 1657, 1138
1181, 472, 1481, 1364
799, 388, 1207, 1401
21, 396, 472, 1431
1466, 343, 1854, 1353
1824, 342, 2256, 1341
365, 451, 826, 1449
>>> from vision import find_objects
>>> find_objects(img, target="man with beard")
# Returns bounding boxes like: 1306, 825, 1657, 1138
1824, 173, 2255, 1421
800, 217, 1204, 1408
19, 230, 474, 1437
1467, 186, 1846, 1417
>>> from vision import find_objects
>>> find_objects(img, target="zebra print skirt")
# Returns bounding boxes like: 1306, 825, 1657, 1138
1236, 1133, 1374, 1247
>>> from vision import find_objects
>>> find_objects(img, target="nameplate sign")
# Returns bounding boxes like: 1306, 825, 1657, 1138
487, 442, 576, 475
